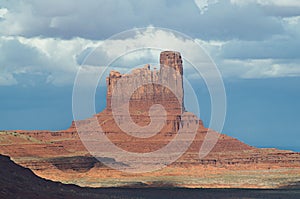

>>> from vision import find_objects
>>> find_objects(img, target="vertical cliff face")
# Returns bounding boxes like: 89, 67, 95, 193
106, 51, 184, 114
159, 51, 183, 75
159, 51, 184, 112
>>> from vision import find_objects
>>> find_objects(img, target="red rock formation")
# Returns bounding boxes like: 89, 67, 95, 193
0, 51, 300, 188
106, 51, 184, 114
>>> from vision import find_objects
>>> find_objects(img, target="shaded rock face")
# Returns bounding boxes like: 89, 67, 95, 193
48, 156, 128, 173
50, 156, 99, 172
0, 155, 150, 199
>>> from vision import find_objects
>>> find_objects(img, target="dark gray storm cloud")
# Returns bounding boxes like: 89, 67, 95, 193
0, 39, 50, 85
0, 39, 45, 67
0, 0, 286, 40
0, 0, 300, 81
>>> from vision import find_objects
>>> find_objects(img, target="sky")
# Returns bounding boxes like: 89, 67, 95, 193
0, 0, 299, 151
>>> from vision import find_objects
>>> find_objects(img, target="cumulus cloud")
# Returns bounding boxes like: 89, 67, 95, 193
0, 8, 8, 18
0, 36, 102, 86
0, 1, 300, 84
0, 0, 284, 40
194, 0, 219, 14
221, 37, 300, 60
1, 24, 300, 87
221, 59, 300, 78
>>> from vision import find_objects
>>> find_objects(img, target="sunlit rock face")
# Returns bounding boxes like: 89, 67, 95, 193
106, 51, 184, 114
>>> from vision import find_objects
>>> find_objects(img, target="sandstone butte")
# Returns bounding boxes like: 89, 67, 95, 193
0, 51, 300, 188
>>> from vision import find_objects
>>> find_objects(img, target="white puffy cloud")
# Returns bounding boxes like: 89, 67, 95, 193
221, 59, 300, 78
1, 27, 222, 87
220, 37, 300, 60
0, 36, 102, 86
0, 0, 300, 85
1, 21, 300, 87
0, 0, 285, 41
0, 8, 8, 18
194, 0, 219, 14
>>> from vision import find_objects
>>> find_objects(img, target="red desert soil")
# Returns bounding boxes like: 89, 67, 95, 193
1, 51, 299, 188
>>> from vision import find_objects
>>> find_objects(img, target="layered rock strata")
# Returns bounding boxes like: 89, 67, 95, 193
0, 51, 300, 188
